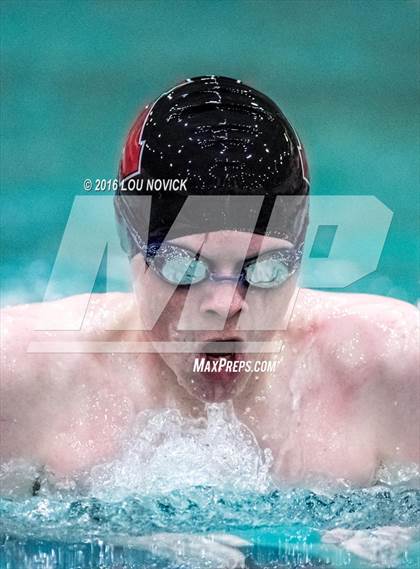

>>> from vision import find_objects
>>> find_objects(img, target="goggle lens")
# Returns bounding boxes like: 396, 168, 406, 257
159, 255, 208, 285
244, 256, 290, 288
149, 245, 298, 288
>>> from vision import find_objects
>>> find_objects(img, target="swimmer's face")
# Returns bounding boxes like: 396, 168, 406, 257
131, 231, 300, 403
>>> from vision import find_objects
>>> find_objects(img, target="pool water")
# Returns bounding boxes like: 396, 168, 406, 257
1, 485, 419, 568
1, 403, 419, 568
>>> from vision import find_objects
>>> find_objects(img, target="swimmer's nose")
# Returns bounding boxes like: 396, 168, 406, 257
199, 280, 247, 321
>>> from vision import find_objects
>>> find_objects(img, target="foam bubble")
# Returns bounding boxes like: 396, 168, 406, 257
89, 401, 273, 499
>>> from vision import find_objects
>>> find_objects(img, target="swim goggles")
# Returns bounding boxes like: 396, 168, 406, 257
134, 238, 302, 289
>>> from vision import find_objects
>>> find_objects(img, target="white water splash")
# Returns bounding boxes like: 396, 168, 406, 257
0, 458, 42, 498
376, 461, 420, 487
89, 401, 273, 499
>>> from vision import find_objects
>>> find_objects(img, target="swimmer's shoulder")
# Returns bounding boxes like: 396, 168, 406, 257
1, 291, 137, 340
294, 289, 419, 382
294, 288, 418, 325
0, 292, 138, 386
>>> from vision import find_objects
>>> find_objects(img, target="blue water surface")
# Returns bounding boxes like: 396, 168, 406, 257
1, 483, 419, 568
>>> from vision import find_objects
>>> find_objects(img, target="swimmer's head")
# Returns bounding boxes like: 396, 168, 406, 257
114, 75, 310, 255
114, 76, 310, 403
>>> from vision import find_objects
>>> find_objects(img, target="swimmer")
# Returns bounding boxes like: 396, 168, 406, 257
1, 76, 419, 490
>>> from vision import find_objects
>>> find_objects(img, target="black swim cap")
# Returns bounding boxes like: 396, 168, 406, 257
115, 75, 310, 257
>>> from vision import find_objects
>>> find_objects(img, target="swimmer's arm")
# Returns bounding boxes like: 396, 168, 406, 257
0, 301, 70, 462
0, 304, 44, 461
375, 301, 420, 464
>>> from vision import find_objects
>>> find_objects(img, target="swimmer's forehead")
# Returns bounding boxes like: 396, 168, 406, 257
167, 231, 294, 258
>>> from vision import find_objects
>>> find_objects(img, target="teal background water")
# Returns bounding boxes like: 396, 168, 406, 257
1, 0, 419, 304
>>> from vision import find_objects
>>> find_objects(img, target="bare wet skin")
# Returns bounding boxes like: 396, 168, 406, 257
0, 230, 418, 493
1, 286, 418, 492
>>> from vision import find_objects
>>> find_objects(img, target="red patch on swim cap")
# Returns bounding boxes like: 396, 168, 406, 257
119, 105, 151, 182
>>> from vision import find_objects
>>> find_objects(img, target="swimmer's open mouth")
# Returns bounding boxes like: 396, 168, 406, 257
199, 338, 244, 359
197, 338, 247, 381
